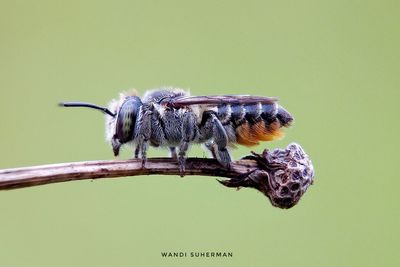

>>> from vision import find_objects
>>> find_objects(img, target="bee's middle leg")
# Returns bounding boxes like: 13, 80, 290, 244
169, 147, 177, 160
134, 144, 140, 158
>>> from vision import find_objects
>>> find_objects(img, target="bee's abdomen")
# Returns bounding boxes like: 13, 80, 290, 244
217, 102, 293, 147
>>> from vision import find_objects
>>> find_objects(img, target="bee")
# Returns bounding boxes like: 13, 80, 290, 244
59, 88, 293, 174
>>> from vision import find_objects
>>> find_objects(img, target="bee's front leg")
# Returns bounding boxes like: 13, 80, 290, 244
135, 106, 152, 168
178, 142, 189, 176
111, 136, 121, 157
140, 140, 149, 168
178, 112, 197, 176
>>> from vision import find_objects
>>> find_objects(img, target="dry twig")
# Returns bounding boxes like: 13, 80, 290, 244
0, 143, 314, 209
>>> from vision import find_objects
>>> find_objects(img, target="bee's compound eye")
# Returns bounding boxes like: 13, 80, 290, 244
115, 96, 142, 143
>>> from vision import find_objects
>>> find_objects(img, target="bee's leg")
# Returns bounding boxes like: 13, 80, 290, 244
204, 141, 218, 159
178, 113, 196, 176
211, 114, 232, 168
134, 144, 140, 159
140, 141, 149, 167
111, 136, 121, 156
169, 147, 177, 160
135, 106, 152, 168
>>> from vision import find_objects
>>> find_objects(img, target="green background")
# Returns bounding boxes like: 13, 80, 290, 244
0, 1, 398, 266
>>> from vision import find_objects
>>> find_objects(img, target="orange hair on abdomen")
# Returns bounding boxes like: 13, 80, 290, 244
236, 120, 284, 147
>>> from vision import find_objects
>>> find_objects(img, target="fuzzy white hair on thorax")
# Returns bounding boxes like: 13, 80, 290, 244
142, 87, 189, 102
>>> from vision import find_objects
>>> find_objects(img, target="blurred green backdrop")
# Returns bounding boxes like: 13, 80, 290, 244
0, 0, 399, 266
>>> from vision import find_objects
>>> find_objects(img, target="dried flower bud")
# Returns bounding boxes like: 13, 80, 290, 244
261, 143, 314, 208
220, 143, 315, 209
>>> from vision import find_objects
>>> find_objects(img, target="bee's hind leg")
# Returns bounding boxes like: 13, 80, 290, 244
211, 114, 232, 169
205, 141, 231, 168
205, 141, 218, 159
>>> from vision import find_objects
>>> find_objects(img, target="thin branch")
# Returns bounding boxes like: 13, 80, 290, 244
0, 158, 256, 190
0, 143, 315, 209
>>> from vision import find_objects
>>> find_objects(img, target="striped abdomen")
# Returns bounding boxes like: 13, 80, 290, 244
217, 102, 293, 146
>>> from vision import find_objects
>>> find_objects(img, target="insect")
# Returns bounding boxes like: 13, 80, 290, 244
59, 88, 293, 174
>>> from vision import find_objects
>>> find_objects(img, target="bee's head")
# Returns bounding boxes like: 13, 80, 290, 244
59, 91, 142, 157
106, 93, 142, 156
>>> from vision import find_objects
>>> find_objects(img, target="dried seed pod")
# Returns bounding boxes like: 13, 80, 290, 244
220, 143, 314, 209
261, 143, 314, 208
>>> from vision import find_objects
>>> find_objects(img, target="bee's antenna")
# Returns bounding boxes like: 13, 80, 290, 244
58, 102, 116, 117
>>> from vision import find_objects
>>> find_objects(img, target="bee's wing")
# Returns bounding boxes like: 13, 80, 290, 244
164, 95, 278, 108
